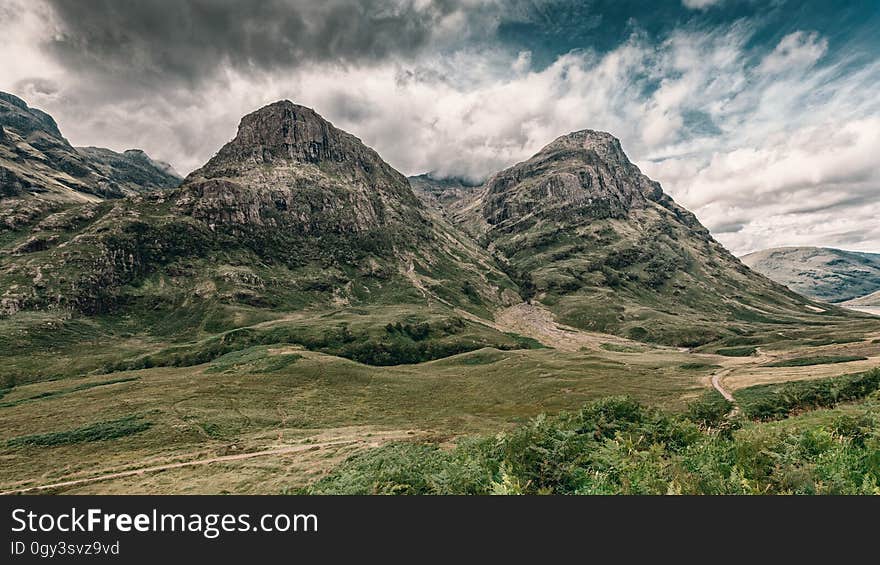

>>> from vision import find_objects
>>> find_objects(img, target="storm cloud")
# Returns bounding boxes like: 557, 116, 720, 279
1, 0, 879, 256
42, 0, 471, 86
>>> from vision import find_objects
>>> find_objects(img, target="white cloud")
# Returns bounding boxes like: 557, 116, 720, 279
681, 0, 724, 10
758, 31, 829, 75
0, 1, 64, 95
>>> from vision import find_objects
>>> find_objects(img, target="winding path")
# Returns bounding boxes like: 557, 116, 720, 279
711, 367, 740, 417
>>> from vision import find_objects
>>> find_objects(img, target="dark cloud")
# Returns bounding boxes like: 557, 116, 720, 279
43, 0, 466, 87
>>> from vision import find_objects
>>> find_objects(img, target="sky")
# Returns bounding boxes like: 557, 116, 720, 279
1, 0, 878, 255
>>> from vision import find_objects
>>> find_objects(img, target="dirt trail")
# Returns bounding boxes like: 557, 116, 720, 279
1, 430, 414, 496
710, 368, 736, 403
710, 366, 742, 417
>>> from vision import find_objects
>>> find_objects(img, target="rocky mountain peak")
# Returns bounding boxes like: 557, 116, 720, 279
477, 129, 659, 228
178, 100, 423, 234
190, 100, 399, 183
541, 129, 630, 164
219, 100, 337, 163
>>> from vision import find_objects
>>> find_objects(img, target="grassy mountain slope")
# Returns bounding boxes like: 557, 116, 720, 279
453, 130, 864, 346
0, 91, 180, 202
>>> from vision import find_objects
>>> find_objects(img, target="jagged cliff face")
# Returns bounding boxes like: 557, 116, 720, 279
481, 131, 650, 226
0, 92, 181, 203
176, 101, 423, 237
455, 130, 835, 345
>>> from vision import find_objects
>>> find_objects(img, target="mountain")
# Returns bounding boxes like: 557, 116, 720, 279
1, 101, 868, 369
0, 92, 181, 202
449, 129, 844, 346
740, 247, 880, 304
408, 173, 483, 217
0, 100, 518, 335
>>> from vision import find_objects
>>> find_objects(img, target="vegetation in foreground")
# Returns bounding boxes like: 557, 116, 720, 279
305, 370, 880, 495
735, 369, 880, 421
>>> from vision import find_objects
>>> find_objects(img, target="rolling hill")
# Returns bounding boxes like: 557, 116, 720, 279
740, 246, 880, 304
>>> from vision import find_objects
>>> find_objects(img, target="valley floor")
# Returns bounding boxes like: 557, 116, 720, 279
1, 303, 879, 494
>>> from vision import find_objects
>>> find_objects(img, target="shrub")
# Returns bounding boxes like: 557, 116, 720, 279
685, 390, 734, 429
765, 355, 867, 368
7, 416, 151, 447
736, 369, 880, 421
716, 346, 757, 357
301, 392, 880, 495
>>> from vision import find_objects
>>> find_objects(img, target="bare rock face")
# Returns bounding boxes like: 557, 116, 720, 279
476, 130, 703, 231
481, 131, 646, 225
0, 91, 181, 203
176, 100, 425, 236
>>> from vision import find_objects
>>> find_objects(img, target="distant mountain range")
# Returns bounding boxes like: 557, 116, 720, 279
0, 92, 180, 202
741, 247, 880, 306
0, 92, 866, 353
0, 91, 181, 239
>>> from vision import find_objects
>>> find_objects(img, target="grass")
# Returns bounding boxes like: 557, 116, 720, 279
0, 295, 878, 493
98, 310, 542, 374
0, 377, 139, 408
0, 341, 707, 491
765, 355, 868, 368
679, 363, 721, 371
600, 343, 645, 353
6, 416, 152, 448
203, 347, 302, 374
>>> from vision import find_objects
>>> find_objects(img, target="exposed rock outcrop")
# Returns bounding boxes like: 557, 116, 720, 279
176, 101, 424, 237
